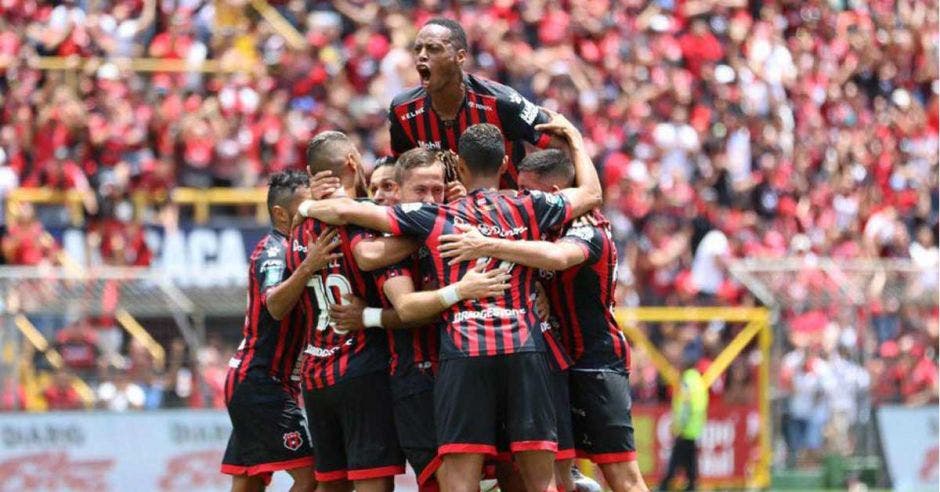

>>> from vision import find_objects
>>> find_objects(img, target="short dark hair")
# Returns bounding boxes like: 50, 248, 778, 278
373, 156, 396, 170
306, 131, 353, 175
458, 124, 505, 177
267, 170, 309, 215
395, 148, 443, 184
517, 149, 574, 186
424, 18, 468, 51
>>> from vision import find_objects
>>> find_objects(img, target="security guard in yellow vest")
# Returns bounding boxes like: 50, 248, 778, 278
659, 344, 709, 491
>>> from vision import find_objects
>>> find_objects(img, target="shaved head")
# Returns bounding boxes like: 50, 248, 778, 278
306, 131, 356, 175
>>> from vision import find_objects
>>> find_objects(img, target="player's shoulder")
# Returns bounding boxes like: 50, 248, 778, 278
390, 86, 427, 108
465, 73, 519, 100
252, 230, 287, 261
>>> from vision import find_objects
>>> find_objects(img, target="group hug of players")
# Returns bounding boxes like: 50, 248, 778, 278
219, 18, 649, 492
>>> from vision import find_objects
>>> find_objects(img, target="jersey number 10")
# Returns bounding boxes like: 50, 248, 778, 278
307, 274, 353, 334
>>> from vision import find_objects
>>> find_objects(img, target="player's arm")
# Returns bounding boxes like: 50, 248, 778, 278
537, 109, 603, 218
438, 224, 588, 271
267, 228, 342, 320
385, 264, 511, 324
352, 236, 421, 271
298, 198, 395, 232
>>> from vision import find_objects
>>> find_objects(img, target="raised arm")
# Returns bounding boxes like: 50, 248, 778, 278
536, 109, 603, 218
298, 198, 395, 233
438, 224, 588, 271
352, 236, 421, 272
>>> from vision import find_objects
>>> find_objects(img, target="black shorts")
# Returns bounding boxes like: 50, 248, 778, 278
302, 371, 405, 482
570, 369, 637, 463
392, 380, 440, 485
553, 369, 575, 461
435, 352, 556, 456
221, 374, 314, 482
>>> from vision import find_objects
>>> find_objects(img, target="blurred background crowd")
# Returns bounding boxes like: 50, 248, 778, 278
0, 0, 936, 469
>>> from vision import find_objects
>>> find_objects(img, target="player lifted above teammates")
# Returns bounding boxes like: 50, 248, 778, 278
221, 170, 332, 492
438, 147, 649, 491
390, 18, 561, 189
297, 113, 602, 492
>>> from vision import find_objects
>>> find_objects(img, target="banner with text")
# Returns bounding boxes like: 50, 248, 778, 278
876, 405, 938, 491
0, 410, 419, 492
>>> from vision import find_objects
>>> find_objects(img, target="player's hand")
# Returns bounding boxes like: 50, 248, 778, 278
300, 228, 342, 275
445, 181, 467, 202
310, 170, 341, 199
535, 282, 551, 320
329, 294, 367, 332
535, 107, 584, 148
438, 223, 490, 263
456, 263, 511, 300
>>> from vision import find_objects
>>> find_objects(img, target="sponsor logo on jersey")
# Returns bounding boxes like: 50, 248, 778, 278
520, 99, 539, 125
468, 101, 493, 111
282, 431, 303, 451
292, 240, 308, 253
477, 224, 528, 238
417, 140, 442, 150
453, 307, 527, 323
566, 225, 594, 242
400, 107, 425, 121
304, 339, 353, 358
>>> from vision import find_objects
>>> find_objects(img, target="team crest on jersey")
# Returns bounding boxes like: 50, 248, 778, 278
283, 431, 303, 451
401, 202, 424, 213
266, 245, 280, 257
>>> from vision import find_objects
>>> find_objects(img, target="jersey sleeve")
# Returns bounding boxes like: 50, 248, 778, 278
373, 260, 413, 304
255, 241, 288, 304
558, 223, 604, 264
345, 224, 377, 253
389, 103, 415, 156
387, 202, 441, 239
494, 86, 551, 148
526, 190, 573, 234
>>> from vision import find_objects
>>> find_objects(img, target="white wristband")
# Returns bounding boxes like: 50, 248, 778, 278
298, 200, 316, 217
362, 307, 384, 328
438, 284, 462, 308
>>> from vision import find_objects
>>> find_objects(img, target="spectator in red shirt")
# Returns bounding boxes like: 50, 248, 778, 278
42, 368, 85, 411
1, 202, 59, 266
678, 16, 723, 77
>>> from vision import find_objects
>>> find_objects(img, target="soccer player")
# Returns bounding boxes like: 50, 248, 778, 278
437, 150, 649, 492
221, 170, 338, 492
368, 156, 399, 205
389, 17, 560, 189
287, 132, 406, 490
295, 115, 603, 492
327, 148, 512, 490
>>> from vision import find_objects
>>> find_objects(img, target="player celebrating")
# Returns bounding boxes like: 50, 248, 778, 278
221, 170, 337, 492
295, 115, 603, 492
390, 18, 559, 189
437, 150, 649, 492
368, 156, 399, 205
287, 132, 405, 490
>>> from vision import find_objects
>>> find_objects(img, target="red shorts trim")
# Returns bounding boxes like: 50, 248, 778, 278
510, 440, 558, 453
555, 448, 576, 461
314, 469, 348, 482
493, 451, 512, 462
347, 464, 405, 480
220, 456, 314, 477
577, 449, 637, 464
417, 454, 443, 485
438, 443, 498, 456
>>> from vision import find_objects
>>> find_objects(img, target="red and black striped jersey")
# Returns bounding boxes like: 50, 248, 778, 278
286, 219, 390, 390
227, 230, 306, 392
541, 211, 631, 372
374, 245, 441, 383
387, 188, 572, 359
388, 73, 552, 189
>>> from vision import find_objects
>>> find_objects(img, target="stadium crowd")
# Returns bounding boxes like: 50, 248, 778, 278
0, 0, 937, 466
